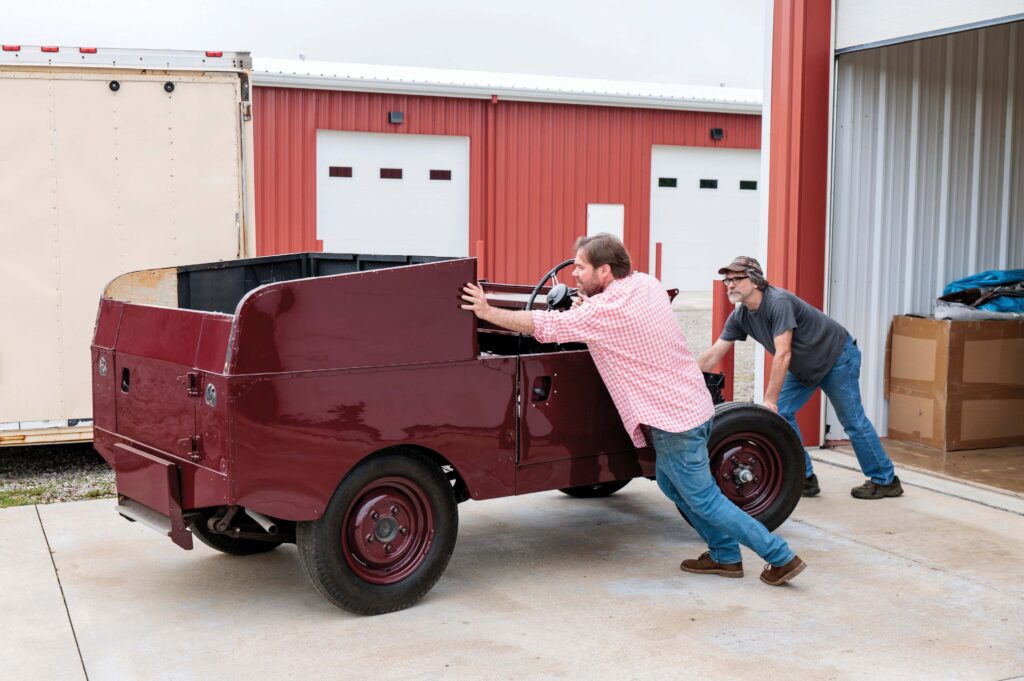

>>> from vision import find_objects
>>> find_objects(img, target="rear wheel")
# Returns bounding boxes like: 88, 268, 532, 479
297, 453, 458, 615
706, 402, 804, 531
558, 479, 631, 498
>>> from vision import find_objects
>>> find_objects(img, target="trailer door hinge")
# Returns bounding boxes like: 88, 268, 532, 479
177, 435, 202, 462
178, 372, 201, 397
241, 102, 252, 121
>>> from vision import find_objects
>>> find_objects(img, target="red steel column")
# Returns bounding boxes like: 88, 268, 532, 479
767, 0, 832, 445
711, 281, 735, 401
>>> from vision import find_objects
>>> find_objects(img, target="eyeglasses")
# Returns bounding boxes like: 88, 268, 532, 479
722, 275, 749, 287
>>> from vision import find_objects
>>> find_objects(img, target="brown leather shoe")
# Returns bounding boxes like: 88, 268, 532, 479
760, 555, 807, 586
680, 551, 744, 578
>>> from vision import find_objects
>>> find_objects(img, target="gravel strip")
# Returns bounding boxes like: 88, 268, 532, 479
0, 444, 115, 508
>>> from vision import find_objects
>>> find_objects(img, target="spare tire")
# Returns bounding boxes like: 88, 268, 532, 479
706, 402, 804, 531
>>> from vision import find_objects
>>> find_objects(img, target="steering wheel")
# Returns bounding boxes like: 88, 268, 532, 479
525, 258, 576, 312
520, 258, 577, 353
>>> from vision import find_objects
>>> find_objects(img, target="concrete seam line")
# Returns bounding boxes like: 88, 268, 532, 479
35, 505, 90, 681
809, 454, 1024, 518
789, 516, 1024, 605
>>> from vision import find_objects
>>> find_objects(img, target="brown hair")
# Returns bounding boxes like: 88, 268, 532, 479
573, 233, 632, 279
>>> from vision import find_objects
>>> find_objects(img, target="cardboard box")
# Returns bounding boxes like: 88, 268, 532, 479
885, 315, 1024, 451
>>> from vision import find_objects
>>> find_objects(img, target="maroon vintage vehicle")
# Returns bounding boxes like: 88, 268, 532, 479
92, 253, 803, 615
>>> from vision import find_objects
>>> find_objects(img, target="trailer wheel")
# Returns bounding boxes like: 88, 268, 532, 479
558, 479, 630, 498
297, 453, 458, 615
188, 513, 284, 555
706, 402, 804, 531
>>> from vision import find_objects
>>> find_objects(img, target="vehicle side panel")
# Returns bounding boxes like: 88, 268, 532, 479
229, 357, 518, 520
229, 259, 477, 374
516, 448, 657, 495
518, 350, 636, 466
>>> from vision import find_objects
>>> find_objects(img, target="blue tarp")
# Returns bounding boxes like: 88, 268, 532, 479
943, 269, 1024, 313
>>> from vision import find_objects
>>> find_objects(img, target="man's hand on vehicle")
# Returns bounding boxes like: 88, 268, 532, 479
762, 400, 779, 413
462, 282, 536, 333
571, 290, 587, 309
461, 282, 492, 320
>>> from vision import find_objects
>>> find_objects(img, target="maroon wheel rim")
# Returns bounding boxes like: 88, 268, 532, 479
341, 476, 435, 585
710, 431, 785, 517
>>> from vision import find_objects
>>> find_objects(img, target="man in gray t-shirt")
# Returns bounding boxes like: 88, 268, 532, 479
698, 256, 902, 501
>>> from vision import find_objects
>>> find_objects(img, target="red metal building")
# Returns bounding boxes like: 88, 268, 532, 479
251, 61, 762, 286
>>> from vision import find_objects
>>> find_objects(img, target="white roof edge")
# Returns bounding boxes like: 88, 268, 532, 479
252, 58, 762, 114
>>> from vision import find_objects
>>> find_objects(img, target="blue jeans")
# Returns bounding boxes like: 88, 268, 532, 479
777, 336, 895, 484
650, 420, 795, 567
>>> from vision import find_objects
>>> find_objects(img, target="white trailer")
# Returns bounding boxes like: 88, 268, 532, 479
0, 45, 255, 445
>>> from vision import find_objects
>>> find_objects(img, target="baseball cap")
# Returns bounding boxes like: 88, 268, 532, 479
718, 256, 763, 278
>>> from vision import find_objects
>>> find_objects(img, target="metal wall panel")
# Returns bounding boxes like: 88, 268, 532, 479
828, 22, 1024, 438
253, 86, 761, 283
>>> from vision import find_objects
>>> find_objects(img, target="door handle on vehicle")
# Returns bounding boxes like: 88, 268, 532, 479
532, 376, 552, 402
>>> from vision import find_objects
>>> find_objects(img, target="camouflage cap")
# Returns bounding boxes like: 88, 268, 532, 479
718, 256, 763, 278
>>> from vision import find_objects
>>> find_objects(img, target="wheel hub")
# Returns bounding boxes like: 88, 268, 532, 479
341, 476, 435, 585
710, 431, 784, 517
373, 515, 399, 542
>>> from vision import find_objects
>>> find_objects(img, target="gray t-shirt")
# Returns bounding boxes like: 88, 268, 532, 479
721, 286, 848, 387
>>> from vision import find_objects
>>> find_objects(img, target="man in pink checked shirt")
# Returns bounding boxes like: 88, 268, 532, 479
461, 233, 806, 587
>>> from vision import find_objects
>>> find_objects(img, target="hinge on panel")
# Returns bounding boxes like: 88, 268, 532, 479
177, 435, 202, 462
241, 102, 252, 121
177, 372, 201, 397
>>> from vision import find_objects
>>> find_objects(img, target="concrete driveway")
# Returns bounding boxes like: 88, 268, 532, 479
3, 458, 1023, 681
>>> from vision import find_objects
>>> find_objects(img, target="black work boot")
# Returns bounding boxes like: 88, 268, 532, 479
851, 476, 904, 500
802, 474, 820, 497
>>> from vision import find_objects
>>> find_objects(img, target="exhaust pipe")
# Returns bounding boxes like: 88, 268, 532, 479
244, 508, 278, 535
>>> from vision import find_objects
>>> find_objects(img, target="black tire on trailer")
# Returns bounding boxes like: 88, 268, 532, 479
558, 479, 631, 498
705, 402, 804, 531
188, 512, 284, 555
296, 452, 458, 616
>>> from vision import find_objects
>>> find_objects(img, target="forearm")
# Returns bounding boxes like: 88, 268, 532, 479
764, 352, 792, 404
698, 340, 731, 372
697, 347, 719, 372
481, 307, 535, 334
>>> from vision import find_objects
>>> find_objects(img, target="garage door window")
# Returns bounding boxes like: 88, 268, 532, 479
699, 179, 718, 189
329, 166, 353, 178
380, 168, 403, 179
658, 177, 678, 188
430, 169, 452, 181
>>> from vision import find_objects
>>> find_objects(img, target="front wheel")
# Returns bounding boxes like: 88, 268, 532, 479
297, 453, 458, 615
706, 402, 804, 531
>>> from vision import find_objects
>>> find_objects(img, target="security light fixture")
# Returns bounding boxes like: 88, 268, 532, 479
710, 128, 724, 140
388, 111, 404, 125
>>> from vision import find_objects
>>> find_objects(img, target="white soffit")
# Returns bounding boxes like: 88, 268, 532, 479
252, 58, 761, 114
836, 0, 1024, 53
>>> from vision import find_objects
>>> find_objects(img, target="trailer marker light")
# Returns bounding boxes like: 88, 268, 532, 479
41, 46, 59, 53
205, 51, 223, 57
2, 45, 21, 52
79, 47, 97, 54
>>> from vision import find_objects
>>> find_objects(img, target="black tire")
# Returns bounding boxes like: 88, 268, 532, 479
558, 479, 631, 498
706, 402, 804, 531
189, 512, 284, 555
296, 453, 458, 616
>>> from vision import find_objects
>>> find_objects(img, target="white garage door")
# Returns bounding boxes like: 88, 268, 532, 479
649, 146, 761, 291
316, 130, 470, 257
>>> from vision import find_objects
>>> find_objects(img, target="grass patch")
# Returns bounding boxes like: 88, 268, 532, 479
82, 488, 115, 500
0, 486, 49, 508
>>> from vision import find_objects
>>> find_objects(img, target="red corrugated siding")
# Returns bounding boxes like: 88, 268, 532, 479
254, 87, 760, 282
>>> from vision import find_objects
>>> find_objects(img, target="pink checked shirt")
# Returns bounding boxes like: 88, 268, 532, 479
531, 272, 714, 447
